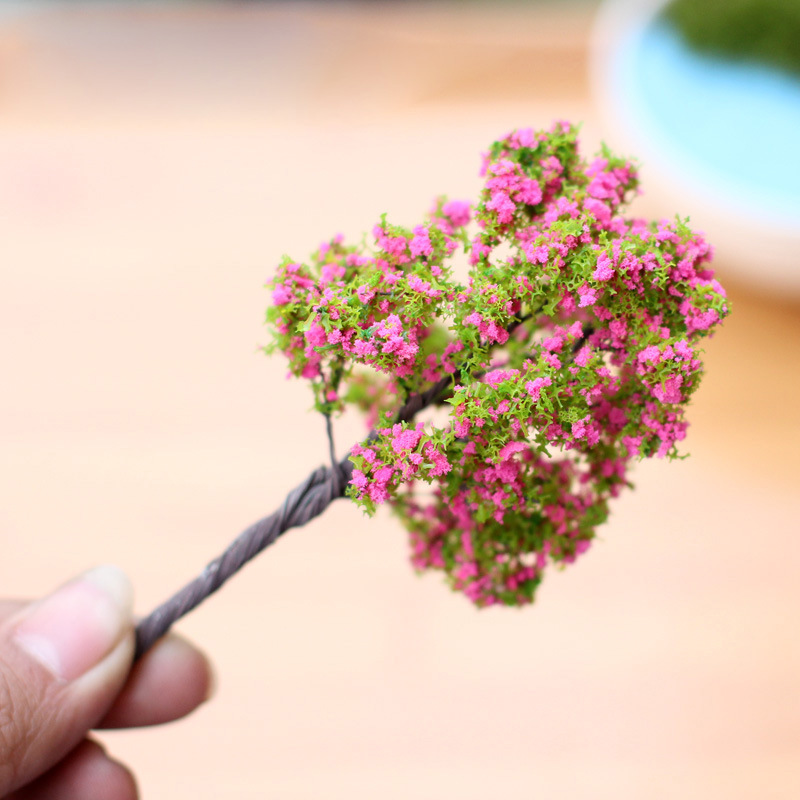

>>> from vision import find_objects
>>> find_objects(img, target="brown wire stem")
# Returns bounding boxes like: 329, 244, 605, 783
132, 371, 456, 660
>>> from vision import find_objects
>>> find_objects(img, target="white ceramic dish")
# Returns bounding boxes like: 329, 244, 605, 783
591, 0, 800, 294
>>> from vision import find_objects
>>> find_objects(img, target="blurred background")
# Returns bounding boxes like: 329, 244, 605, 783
1, 1, 798, 798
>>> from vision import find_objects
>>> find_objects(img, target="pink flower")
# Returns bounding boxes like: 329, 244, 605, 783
498, 441, 527, 460
653, 375, 683, 405
356, 285, 375, 303
686, 308, 720, 333
525, 244, 549, 265
637, 346, 661, 364
577, 284, 598, 307
542, 335, 564, 352
425, 443, 451, 476
305, 323, 327, 348
484, 368, 519, 386
442, 200, 471, 227
518, 178, 543, 206
407, 274, 439, 297
352, 339, 377, 357
574, 346, 592, 367
350, 469, 368, 491
374, 465, 394, 484
392, 428, 422, 453
593, 253, 615, 281
542, 352, 561, 369
525, 375, 552, 401
409, 225, 434, 258
584, 197, 611, 226
673, 339, 693, 360
463, 311, 483, 327
509, 127, 535, 148
272, 284, 292, 305
453, 418, 471, 437
486, 191, 516, 223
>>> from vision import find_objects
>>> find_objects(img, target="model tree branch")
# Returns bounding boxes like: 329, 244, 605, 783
135, 122, 729, 658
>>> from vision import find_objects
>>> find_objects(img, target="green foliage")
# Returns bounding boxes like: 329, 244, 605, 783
664, 0, 800, 75
264, 123, 729, 607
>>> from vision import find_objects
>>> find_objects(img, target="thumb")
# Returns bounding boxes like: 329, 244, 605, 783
0, 566, 134, 796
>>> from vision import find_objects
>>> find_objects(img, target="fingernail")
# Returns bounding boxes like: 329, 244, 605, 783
13, 565, 133, 682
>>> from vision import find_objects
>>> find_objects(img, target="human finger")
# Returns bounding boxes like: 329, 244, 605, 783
0, 566, 134, 796
5, 738, 137, 800
97, 633, 214, 729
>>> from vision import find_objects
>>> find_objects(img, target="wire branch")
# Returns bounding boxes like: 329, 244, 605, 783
133, 371, 458, 660
134, 307, 542, 659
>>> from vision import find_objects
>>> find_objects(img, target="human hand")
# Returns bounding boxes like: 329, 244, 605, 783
0, 566, 214, 799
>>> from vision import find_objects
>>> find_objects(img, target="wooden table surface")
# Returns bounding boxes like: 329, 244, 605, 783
1, 4, 798, 798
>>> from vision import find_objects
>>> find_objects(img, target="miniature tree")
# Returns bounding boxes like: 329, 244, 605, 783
135, 122, 728, 654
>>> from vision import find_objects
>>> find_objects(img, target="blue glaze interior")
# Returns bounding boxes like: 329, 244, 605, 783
613, 17, 800, 226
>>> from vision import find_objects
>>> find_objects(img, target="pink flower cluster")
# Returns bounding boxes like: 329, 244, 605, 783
350, 426, 451, 505
267, 204, 471, 400
266, 123, 729, 607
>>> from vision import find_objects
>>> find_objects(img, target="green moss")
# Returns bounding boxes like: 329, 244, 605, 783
664, 0, 800, 76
